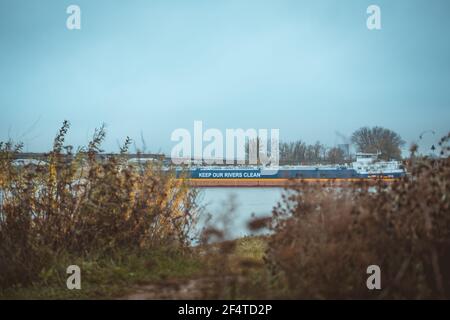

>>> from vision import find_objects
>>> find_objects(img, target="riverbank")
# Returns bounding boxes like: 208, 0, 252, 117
2, 127, 449, 299
0, 237, 266, 300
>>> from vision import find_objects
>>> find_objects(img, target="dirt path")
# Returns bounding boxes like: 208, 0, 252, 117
122, 278, 215, 300
122, 275, 244, 300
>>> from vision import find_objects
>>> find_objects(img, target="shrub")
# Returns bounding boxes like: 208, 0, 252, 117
267, 134, 450, 299
0, 121, 198, 288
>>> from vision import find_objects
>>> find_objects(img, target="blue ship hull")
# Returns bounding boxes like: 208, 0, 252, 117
177, 167, 405, 180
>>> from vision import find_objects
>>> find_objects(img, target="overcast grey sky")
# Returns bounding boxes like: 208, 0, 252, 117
1, 0, 449, 154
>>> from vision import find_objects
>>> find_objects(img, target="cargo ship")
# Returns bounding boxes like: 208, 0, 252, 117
176, 153, 406, 187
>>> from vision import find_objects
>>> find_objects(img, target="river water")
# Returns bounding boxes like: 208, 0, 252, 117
195, 187, 285, 239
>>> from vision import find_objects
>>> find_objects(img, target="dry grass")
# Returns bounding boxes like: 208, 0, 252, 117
1, 122, 449, 300
196, 133, 450, 299
264, 133, 450, 299
0, 121, 198, 289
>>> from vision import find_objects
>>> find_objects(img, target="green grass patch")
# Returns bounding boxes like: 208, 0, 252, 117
0, 248, 204, 300
0, 237, 270, 300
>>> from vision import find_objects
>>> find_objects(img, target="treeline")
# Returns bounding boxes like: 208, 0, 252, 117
279, 141, 347, 165
277, 126, 405, 165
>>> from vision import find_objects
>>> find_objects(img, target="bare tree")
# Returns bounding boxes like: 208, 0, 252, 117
327, 147, 346, 164
351, 126, 405, 160
280, 140, 307, 165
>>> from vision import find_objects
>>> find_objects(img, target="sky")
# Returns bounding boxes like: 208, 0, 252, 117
0, 0, 449, 155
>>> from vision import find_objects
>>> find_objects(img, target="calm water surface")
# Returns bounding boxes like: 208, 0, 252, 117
195, 187, 285, 239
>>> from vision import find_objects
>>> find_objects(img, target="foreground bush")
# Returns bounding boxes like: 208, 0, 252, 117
267, 134, 450, 299
0, 121, 198, 288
